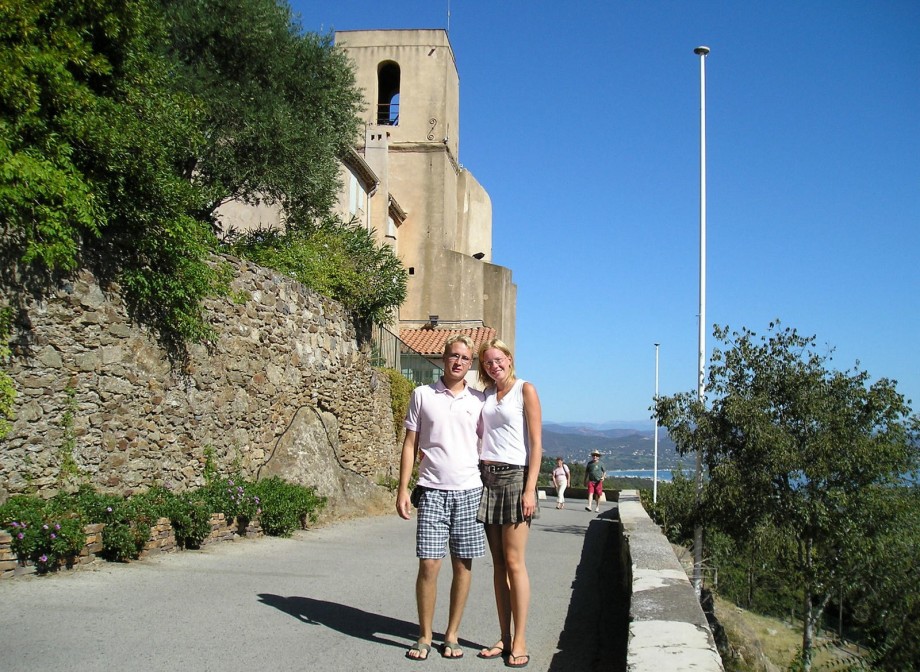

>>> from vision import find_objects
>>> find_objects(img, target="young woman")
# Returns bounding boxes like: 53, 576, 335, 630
475, 338, 542, 668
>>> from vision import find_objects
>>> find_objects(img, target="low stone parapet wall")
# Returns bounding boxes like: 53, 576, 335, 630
618, 490, 724, 671
1, 513, 262, 579
1, 524, 104, 578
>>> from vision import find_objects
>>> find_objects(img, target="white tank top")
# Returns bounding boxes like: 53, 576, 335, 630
480, 378, 528, 465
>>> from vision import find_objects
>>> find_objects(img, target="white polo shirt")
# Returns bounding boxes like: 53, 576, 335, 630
404, 379, 485, 490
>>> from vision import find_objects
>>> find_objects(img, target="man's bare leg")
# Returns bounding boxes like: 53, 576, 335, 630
408, 558, 441, 660
442, 555, 472, 657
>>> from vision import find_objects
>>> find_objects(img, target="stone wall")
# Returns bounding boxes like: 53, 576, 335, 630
619, 490, 725, 671
0, 256, 398, 516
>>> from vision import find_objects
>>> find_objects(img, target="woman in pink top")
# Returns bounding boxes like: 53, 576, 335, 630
475, 338, 542, 668
552, 458, 570, 509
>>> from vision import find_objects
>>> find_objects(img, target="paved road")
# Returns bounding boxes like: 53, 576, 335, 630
0, 498, 620, 671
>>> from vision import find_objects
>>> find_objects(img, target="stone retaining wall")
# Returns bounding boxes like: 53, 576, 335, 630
0, 256, 397, 515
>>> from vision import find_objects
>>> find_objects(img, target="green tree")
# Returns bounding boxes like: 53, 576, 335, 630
1, 0, 220, 353
158, 0, 363, 226
1, 0, 399, 354
655, 322, 918, 671
843, 484, 920, 671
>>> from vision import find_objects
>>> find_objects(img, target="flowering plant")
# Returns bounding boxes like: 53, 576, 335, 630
203, 475, 261, 523
0, 496, 85, 572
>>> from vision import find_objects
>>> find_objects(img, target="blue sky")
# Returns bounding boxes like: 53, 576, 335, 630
294, 1, 920, 425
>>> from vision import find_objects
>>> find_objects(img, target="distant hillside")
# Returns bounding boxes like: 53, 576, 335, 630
542, 423, 685, 470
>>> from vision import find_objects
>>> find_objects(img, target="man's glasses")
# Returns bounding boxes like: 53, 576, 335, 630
446, 353, 472, 364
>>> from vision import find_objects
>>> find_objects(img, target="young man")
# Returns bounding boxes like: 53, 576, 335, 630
584, 450, 607, 512
396, 335, 485, 661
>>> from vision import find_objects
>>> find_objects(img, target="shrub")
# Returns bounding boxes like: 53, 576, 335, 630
643, 469, 697, 545
0, 305, 14, 439
0, 495, 85, 572
140, 486, 211, 549
2, 474, 328, 569
250, 477, 326, 537
229, 218, 407, 326
70, 485, 121, 522
202, 475, 261, 525
381, 367, 415, 439
100, 492, 160, 562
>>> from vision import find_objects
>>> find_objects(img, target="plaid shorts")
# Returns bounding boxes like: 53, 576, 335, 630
416, 487, 485, 559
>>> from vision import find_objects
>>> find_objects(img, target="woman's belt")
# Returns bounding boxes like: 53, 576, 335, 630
480, 463, 525, 473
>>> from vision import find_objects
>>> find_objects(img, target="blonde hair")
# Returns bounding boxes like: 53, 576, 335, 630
443, 334, 474, 356
477, 338, 515, 389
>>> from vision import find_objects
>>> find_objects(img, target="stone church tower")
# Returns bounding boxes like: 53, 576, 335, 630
335, 29, 516, 351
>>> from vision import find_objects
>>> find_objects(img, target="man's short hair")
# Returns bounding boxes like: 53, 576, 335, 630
443, 334, 474, 355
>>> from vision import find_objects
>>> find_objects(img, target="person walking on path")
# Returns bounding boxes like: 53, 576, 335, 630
583, 450, 607, 513
551, 457, 569, 509
396, 335, 486, 661
476, 338, 543, 669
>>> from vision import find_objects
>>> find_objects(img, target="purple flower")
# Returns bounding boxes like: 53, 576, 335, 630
106, 507, 112, 513
17, 533, 23, 540
39, 555, 48, 563
43, 524, 48, 530
50, 533, 57, 539
55, 523, 61, 530
228, 479, 235, 486
11, 521, 19, 528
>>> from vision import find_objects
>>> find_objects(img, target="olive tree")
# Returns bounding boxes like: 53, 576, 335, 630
655, 322, 918, 671
158, 0, 364, 226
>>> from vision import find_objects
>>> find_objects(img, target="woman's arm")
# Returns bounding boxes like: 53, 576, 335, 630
522, 382, 543, 517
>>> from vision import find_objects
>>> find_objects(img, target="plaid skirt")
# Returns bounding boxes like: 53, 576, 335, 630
477, 465, 540, 524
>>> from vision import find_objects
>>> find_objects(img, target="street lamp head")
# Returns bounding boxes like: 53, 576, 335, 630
694, 46, 711, 56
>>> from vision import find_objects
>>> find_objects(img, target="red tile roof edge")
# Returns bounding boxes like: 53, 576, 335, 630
399, 326, 497, 356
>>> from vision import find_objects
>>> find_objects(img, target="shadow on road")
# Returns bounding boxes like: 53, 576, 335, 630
538, 523, 589, 537
547, 508, 629, 672
257, 593, 417, 649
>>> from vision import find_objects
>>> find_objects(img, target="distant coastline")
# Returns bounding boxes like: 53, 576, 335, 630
607, 469, 673, 482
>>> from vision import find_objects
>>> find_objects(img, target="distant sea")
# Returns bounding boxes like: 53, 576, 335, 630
608, 469, 673, 482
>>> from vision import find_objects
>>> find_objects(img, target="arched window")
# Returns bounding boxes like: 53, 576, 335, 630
377, 61, 400, 125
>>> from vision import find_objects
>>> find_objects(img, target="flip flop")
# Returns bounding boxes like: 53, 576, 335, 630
406, 640, 432, 661
477, 644, 508, 660
505, 653, 530, 668
441, 641, 464, 659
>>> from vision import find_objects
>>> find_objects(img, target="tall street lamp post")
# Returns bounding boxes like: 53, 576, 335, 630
692, 44, 710, 597
653, 343, 660, 504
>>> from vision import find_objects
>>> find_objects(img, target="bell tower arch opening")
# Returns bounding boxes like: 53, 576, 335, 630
377, 61, 400, 126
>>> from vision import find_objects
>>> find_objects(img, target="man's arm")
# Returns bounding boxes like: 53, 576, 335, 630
396, 429, 417, 520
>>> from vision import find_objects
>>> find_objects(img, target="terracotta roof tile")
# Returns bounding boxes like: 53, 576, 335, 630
399, 326, 496, 356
